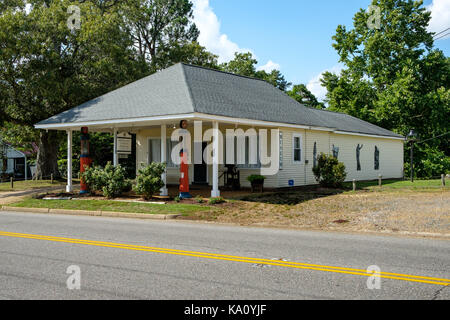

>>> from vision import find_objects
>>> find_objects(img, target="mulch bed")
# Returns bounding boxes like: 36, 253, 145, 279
34, 191, 230, 207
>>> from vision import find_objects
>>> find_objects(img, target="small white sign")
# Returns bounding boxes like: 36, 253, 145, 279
117, 133, 132, 154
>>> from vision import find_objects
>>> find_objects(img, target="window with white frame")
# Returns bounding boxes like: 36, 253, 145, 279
293, 134, 302, 163
148, 139, 161, 164
148, 138, 178, 167
233, 135, 261, 169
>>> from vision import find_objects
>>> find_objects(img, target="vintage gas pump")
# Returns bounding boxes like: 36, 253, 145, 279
80, 127, 92, 194
179, 120, 192, 199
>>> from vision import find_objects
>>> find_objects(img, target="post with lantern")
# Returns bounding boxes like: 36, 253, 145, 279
80, 127, 92, 194
407, 129, 418, 183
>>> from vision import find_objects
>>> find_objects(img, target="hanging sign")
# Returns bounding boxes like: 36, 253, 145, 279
117, 132, 132, 154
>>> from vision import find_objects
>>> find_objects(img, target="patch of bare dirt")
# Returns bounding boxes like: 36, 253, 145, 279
182, 189, 450, 236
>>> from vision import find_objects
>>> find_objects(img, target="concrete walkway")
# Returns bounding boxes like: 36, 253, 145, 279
0, 186, 73, 205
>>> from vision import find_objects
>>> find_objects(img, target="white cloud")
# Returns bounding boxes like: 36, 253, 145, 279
192, 0, 280, 70
426, 0, 450, 40
306, 65, 343, 102
192, 0, 250, 63
256, 60, 281, 72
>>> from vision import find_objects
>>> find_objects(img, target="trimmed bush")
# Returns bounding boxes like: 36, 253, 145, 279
133, 163, 166, 200
81, 163, 131, 198
312, 153, 347, 188
208, 197, 226, 205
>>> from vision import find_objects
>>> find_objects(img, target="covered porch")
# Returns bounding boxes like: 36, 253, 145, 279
39, 114, 280, 199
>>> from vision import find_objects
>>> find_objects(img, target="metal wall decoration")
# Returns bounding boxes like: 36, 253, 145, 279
332, 144, 339, 159
356, 144, 364, 171
313, 142, 317, 168
374, 146, 380, 170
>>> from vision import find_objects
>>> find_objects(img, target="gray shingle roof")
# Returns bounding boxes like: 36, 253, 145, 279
37, 63, 403, 138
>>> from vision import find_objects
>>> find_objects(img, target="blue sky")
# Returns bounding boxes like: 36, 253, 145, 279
192, 0, 450, 100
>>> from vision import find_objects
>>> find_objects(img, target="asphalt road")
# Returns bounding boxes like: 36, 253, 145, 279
0, 210, 448, 300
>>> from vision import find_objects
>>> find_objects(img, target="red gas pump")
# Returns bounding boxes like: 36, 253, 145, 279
179, 120, 192, 199
80, 127, 92, 194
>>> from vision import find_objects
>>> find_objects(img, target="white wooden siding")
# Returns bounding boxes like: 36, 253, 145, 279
136, 126, 404, 189
329, 133, 404, 181
136, 125, 279, 188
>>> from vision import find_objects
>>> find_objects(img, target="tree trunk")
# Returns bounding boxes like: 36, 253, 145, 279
35, 130, 60, 180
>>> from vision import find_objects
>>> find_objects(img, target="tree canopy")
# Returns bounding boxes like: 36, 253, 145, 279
287, 84, 325, 109
321, 0, 449, 177
0, 0, 219, 177
1, 0, 447, 179
220, 52, 291, 91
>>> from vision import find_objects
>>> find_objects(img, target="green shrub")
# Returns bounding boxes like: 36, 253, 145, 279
247, 175, 266, 184
312, 153, 347, 188
195, 195, 205, 204
209, 197, 226, 205
133, 163, 166, 200
174, 196, 181, 203
101, 163, 131, 198
81, 165, 107, 193
58, 158, 80, 178
404, 147, 450, 179
81, 163, 131, 198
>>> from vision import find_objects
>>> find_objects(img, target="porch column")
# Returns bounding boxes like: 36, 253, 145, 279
66, 130, 73, 192
160, 124, 169, 196
211, 121, 220, 198
113, 129, 118, 166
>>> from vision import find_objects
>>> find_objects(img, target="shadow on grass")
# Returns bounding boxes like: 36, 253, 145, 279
236, 178, 446, 205
236, 186, 345, 205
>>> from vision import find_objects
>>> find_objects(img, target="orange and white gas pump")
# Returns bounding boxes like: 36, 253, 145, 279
179, 120, 192, 199
80, 127, 92, 194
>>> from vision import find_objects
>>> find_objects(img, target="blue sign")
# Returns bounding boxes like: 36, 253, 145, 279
289, 180, 294, 186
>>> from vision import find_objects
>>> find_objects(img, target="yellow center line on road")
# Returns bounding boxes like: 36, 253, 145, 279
0, 230, 449, 286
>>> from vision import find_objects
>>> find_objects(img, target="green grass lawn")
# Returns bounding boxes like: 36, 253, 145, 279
10, 198, 212, 215
237, 178, 449, 205
0, 180, 70, 192
343, 178, 449, 191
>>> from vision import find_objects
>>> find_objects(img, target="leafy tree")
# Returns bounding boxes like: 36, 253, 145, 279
257, 69, 291, 92
122, 0, 199, 71
155, 41, 219, 69
221, 52, 258, 77
287, 84, 325, 109
0, 0, 148, 179
221, 52, 291, 90
321, 0, 449, 177
0, 138, 7, 179
0, 123, 39, 155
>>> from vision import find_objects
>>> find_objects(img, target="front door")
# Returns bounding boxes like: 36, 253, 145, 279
194, 142, 208, 184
